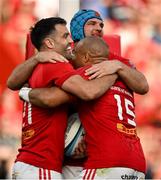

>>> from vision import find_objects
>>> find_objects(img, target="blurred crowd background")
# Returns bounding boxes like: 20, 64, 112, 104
0, 0, 161, 179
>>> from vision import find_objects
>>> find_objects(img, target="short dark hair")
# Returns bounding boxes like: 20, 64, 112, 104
30, 17, 67, 50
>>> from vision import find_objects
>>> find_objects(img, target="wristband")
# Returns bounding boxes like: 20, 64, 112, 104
19, 87, 32, 102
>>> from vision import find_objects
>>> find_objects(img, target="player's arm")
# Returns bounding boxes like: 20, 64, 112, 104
19, 73, 117, 107
19, 86, 76, 108
7, 51, 68, 90
61, 74, 118, 100
19, 62, 117, 106
115, 60, 149, 94
85, 60, 149, 95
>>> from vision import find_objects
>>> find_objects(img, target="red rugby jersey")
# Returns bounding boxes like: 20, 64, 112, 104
16, 62, 75, 172
57, 59, 146, 173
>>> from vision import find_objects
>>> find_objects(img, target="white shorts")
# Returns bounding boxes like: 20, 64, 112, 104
12, 161, 63, 179
77, 167, 145, 179
62, 165, 83, 179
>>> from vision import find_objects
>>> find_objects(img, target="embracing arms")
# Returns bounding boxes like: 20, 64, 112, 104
7, 51, 68, 90
7, 51, 149, 95
61, 74, 118, 100
85, 60, 149, 94
21, 73, 118, 108
26, 87, 75, 108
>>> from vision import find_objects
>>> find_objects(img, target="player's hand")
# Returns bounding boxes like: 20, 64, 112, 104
72, 139, 87, 159
85, 60, 122, 80
35, 51, 69, 63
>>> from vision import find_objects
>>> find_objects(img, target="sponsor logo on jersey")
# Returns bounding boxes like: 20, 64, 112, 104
22, 129, 35, 142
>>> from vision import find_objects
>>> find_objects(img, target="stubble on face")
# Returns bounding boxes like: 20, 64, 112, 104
52, 24, 73, 59
84, 18, 104, 38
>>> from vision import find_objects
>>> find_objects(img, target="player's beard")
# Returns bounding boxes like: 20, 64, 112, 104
65, 52, 75, 60
65, 49, 75, 60
91, 30, 103, 38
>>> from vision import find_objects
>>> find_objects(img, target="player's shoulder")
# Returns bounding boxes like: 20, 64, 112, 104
41, 62, 74, 73
43, 62, 73, 68
109, 52, 135, 68
75, 65, 91, 79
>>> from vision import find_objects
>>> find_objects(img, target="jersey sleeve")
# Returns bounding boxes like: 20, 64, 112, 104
55, 65, 91, 87
42, 62, 76, 86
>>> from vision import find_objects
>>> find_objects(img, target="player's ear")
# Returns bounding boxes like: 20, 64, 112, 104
43, 38, 55, 49
84, 52, 90, 63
